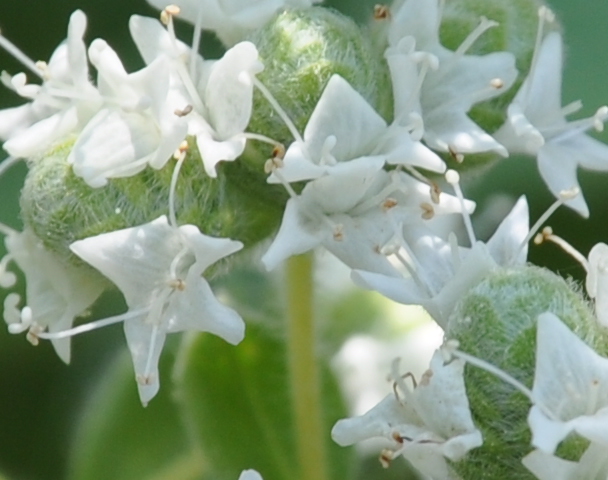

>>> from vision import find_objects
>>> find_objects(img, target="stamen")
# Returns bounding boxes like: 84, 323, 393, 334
390, 357, 416, 405
35, 308, 149, 340
161, 5, 181, 25
448, 145, 464, 163
190, 2, 205, 81
268, 167, 299, 199
373, 4, 390, 20
455, 17, 498, 57
534, 226, 589, 271
169, 246, 189, 279
444, 342, 560, 422
543, 106, 608, 141
142, 324, 161, 384
420, 202, 434, 219
174, 105, 193, 117
446, 170, 476, 247
516, 188, 579, 262
168, 141, 188, 229
242, 132, 284, 152
401, 165, 442, 204
253, 77, 305, 145
0, 33, 43, 78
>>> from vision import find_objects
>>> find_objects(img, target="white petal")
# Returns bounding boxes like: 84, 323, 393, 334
485, 195, 529, 266
204, 41, 262, 139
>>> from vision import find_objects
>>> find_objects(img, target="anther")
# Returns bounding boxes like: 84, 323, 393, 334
534, 226, 553, 245
333, 224, 344, 241
136, 374, 157, 386
174, 104, 193, 117
272, 144, 286, 160
490, 78, 504, 89
538, 5, 556, 23
448, 146, 464, 163
26, 323, 43, 346
382, 198, 398, 211
392, 432, 404, 444
169, 278, 186, 291
374, 4, 390, 20
380, 449, 394, 468
430, 183, 441, 204
161, 5, 181, 24
264, 156, 284, 174
420, 202, 434, 220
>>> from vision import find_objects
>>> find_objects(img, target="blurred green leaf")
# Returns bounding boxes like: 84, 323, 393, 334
174, 323, 355, 480
67, 346, 202, 480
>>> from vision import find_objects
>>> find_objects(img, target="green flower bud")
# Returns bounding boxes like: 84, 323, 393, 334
446, 266, 608, 479
19, 139, 282, 268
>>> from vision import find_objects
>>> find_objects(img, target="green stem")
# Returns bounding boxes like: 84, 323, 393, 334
285, 253, 330, 480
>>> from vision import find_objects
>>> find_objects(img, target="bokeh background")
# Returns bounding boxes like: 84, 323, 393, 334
0, 0, 607, 478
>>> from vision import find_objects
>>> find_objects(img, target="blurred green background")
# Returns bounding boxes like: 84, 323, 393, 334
0, 0, 607, 479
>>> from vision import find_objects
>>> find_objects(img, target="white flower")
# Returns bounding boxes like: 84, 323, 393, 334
70, 215, 245, 405
0, 10, 102, 158
263, 161, 464, 274
527, 312, 608, 454
130, 16, 264, 178
267, 74, 444, 184
387, 0, 517, 157
68, 39, 188, 187
353, 194, 529, 327
145, 0, 320, 46
331, 351, 482, 479
523, 443, 608, 480
493, 31, 608, 217
2, 228, 104, 363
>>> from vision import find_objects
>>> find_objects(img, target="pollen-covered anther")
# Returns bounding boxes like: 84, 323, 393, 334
264, 156, 284, 174
333, 224, 344, 241
430, 183, 441, 204
173, 140, 189, 160
538, 5, 556, 23
593, 106, 608, 131
382, 197, 398, 211
533, 226, 553, 245
419, 368, 433, 386
161, 5, 181, 24
169, 278, 186, 291
373, 4, 390, 20
448, 146, 464, 163
174, 104, 193, 117
490, 78, 504, 89
272, 144, 286, 160
420, 202, 434, 220
559, 186, 580, 200
26, 323, 44, 346
391, 431, 404, 444
380, 449, 395, 468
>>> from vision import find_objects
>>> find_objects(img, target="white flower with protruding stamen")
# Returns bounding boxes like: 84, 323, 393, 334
68, 38, 188, 187
267, 74, 445, 184
1, 228, 104, 364
129, 14, 264, 178
527, 312, 608, 454
263, 162, 466, 274
493, 28, 608, 217
387, 0, 517, 157
331, 351, 482, 479
0, 10, 102, 158
70, 215, 245, 405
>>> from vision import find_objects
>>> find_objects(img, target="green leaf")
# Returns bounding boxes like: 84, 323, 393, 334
67, 346, 203, 480
174, 323, 355, 480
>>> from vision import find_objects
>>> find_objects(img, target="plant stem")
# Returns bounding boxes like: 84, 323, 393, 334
285, 253, 330, 480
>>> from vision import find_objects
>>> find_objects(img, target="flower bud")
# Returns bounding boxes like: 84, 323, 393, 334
447, 266, 605, 478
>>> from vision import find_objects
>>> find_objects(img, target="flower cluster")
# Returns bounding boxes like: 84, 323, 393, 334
1, 0, 608, 479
